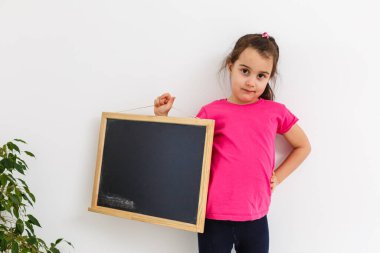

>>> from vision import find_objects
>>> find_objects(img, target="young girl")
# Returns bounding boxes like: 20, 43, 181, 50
153, 32, 311, 253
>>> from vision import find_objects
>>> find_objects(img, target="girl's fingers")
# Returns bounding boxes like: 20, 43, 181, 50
160, 93, 170, 99
154, 93, 174, 114
154, 96, 166, 107
160, 95, 171, 103
158, 93, 173, 105
270, 173, 278, 183
154, 98, 161, 107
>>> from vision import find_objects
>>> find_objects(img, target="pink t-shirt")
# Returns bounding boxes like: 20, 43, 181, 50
196, 98, 299, 221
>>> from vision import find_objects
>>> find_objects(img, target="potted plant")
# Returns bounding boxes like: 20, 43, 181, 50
0, 139, 73, 252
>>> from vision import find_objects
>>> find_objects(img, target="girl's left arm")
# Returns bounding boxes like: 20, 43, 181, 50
274, 123, 312, 185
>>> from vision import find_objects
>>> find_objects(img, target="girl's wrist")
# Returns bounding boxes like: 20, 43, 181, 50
273, 170, 282, 184
155, 112, 168, 116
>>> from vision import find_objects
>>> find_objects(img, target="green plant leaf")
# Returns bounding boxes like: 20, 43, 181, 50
17, 178, 28, 187
55, 238, 63, 245
65, 240, 74, 247
26, 236, 37, 245
21, 193, 34, 207
0, 173, 8, 186
15, 157, 28, 169
7, 173, 17, 184
26, 225, 34, 235
12, 241, 19, 253
15, 187, 22, 197
4, 202, 11, 213
0, 238, 7, 251
1, 158, 14, 169
10, 194, 20, 205
27, 215, 41, 227
24, 151, 35, 157
12, 205, 20, 218
26, 221, 34, 234
50, 247, 60, 253
25, 190, 36, 203
37, 238, 48, 249
7, 142, 21, 154
7, 184, 15, 194
16, 219, 24, 234
14, 139, 27, 144
14, 163, 25, 175
22, 185, 36, 203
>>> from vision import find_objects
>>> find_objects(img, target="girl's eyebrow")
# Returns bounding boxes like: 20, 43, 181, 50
239, 64, 270, 75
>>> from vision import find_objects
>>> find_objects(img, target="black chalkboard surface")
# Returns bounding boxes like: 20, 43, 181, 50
89, 112, 214, 233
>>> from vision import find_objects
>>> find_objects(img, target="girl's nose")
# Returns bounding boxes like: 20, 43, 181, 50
246, 78, 256, 88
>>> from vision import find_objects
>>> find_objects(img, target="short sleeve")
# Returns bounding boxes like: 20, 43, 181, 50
277, 104, 299, 134
195, 106, 208, 119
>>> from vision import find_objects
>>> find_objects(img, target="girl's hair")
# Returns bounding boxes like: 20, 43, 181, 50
218, 33, 280, 100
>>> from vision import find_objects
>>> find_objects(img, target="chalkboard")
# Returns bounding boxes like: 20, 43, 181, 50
88, 112, 214, 233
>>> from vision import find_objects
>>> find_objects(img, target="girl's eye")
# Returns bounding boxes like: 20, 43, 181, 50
258, 74, 266, 79
241, 69, 249, 75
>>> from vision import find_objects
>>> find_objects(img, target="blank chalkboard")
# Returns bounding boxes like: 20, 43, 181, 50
89, 112, 214, 233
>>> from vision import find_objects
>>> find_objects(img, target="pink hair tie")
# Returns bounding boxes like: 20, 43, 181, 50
262, 32, 270, 39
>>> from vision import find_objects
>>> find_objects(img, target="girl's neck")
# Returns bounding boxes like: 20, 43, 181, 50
227, 96, 260, 105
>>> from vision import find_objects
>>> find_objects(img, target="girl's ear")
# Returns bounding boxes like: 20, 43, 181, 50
227, 62, 233, 72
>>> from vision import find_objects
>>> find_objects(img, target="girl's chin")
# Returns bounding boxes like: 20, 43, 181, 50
240, 94, 258, 100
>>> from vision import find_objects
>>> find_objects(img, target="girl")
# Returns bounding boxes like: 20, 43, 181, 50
153, 33, 311, 253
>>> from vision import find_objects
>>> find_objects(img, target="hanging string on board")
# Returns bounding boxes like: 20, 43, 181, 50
115, 104, 196, 118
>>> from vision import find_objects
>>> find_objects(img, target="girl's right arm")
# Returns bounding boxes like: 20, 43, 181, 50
154, 92, 176, 116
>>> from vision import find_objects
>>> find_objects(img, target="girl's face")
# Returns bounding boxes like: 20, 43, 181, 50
227, 47, 273, 105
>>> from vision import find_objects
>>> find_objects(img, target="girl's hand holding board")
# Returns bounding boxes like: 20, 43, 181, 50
154, 92, 176, 116
270, 171, 279, 193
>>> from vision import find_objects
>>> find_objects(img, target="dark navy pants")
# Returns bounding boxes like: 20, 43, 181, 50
198, 215, 269, 253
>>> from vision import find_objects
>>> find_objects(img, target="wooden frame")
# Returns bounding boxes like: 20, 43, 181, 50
88, 112, 215, 233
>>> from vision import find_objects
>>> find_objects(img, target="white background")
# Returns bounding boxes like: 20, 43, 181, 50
1, 0, 379, 252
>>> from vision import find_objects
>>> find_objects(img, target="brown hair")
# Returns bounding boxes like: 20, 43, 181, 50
218, 33, 280, 100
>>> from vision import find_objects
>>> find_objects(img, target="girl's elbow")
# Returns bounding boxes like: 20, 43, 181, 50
301, 135, 312, 155
295, 141, 311, 155
304, 142, 312, 155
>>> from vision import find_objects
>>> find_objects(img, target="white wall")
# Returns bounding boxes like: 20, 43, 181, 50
1, 0, 379, 252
